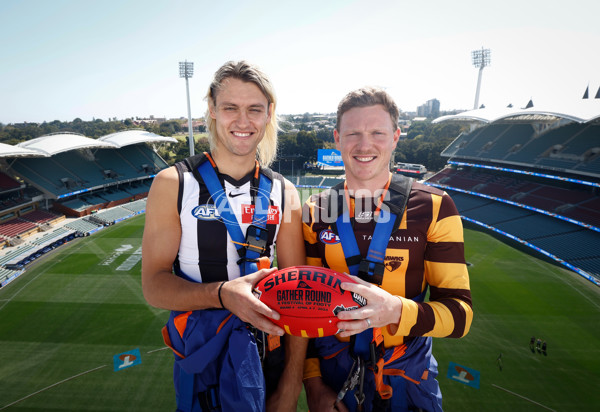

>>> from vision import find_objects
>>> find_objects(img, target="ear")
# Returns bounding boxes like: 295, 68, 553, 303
392, 128, 401, 148
209, 101, 217, 120
266, 102, 274, 123
334, 129, 341, 150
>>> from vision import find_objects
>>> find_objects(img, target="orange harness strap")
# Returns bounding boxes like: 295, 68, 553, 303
163, 311, 234, 360
371, 329, 410, 399
174, 311, 192, 338
162, 326, 185, 359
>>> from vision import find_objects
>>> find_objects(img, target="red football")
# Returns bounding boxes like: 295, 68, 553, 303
253, 265, 366, 338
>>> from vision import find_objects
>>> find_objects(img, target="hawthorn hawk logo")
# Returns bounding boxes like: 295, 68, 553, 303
384, 256, 404, 271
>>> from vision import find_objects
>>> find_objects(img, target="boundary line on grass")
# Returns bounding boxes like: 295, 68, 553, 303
492, 384, 556, 411
0, 365, 107, 410
147, 346, 169, 354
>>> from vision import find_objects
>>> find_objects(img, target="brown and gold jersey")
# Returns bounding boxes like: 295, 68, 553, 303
302, 176, 473, 347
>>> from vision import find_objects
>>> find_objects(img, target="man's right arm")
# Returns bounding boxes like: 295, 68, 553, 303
141, 167, 285, 335
141, 166, 222, 311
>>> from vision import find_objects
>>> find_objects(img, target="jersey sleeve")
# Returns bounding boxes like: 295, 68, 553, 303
393, 191, 473, 339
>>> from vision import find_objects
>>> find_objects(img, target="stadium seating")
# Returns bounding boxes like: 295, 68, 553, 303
90, 206, 135, 224
429, 167, 600, 229
20, 209, 63, 224
0, 217, 38, 238
0, 244, 36, 266
94, 148, 142, 180
443, 121, 600, 178
0, 172, 21, 190
63, 218, 103, 234
433, 108, 600, 283
31, 227, 73, 246
441, 188, 600, 280
121, 199, 146, 214
322, 177, 345, 187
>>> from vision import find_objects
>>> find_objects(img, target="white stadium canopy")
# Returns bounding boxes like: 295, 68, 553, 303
433, 99, 600, 124
17, 132, 115, 156
0, 130, 176, 158
0, 141, 44, 157
99, 129, 177, 148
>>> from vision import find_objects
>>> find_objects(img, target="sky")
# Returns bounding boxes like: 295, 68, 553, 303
1, 0, 599, 124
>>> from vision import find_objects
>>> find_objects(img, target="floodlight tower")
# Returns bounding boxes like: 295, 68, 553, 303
179, 60, 195, 156
472, 48, 491, 110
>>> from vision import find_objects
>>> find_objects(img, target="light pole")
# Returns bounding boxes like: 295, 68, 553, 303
179, 61, 194, 156
472, 48, 491, 110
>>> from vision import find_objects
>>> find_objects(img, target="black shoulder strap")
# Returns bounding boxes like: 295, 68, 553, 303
327, 175, 413, 235
327, 181, 346, 223
385, 174, 413, 223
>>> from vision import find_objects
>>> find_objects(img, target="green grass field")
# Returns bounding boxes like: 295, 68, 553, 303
1, 213, 599, 411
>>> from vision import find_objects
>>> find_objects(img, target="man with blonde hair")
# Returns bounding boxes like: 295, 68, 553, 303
142, 60, 306, 411
302, 87, 473, 411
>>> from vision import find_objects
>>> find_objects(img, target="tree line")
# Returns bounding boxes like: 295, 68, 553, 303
0, 118, 186, 145
1, 118, 464, 175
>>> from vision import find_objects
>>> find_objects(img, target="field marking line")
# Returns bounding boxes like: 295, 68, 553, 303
147, 346, 169, 354
0, 365, 107, 410
0, 270, 48, 311
0, 237, 94, 311
526, 253, 600, 311
492, 384, 556, 411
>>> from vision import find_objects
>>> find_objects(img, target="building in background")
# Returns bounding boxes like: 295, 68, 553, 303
417, 99, 440, 118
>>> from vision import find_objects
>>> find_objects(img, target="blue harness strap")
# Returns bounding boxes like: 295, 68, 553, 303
167, 157, 274, 412
335, 207, 398, 359
197, 158, 272, 276
166, 310, 265, 412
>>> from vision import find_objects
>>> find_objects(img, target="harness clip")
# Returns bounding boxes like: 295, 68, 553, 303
358, 259, 385, 285
244, 224, 269, 255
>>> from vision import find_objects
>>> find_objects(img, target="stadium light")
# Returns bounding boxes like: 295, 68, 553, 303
179, 60, 195, 156
472, 48, 491, 110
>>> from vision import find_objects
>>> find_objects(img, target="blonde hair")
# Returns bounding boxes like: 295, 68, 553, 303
205, 61, 278, 167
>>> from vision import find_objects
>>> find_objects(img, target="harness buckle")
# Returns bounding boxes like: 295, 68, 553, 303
247, 324, 268, 364
358, 259, 385, 285
198, 385, 220, 412
244, 224, 269, 255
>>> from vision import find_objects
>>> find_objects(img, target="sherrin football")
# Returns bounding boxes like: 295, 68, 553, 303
253, 265, 366, 338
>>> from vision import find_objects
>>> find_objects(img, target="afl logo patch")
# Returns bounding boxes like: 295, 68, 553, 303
319, 229, 340, 244
192, 205, 220, 220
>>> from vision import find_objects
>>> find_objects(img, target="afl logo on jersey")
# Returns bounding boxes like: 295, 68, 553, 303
319, 229, 340, 244
192, 205, 220, 220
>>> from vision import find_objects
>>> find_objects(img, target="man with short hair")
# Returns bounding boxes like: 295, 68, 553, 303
142, 61, 306, 412
302, 87, 473, 411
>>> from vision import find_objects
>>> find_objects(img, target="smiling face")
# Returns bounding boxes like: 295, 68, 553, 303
209, 77, 272, 167
334, 104, 400, 193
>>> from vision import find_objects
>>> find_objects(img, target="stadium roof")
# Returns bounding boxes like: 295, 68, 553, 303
17, 132, 115, 156
98, 129, 177, 148
0, 129, 177, 159
433, 99, 600, 124
0, 142, 44, 157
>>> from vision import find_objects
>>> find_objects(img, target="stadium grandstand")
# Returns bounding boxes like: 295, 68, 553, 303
428, 97, 600, 285
0, 129, 175, 287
